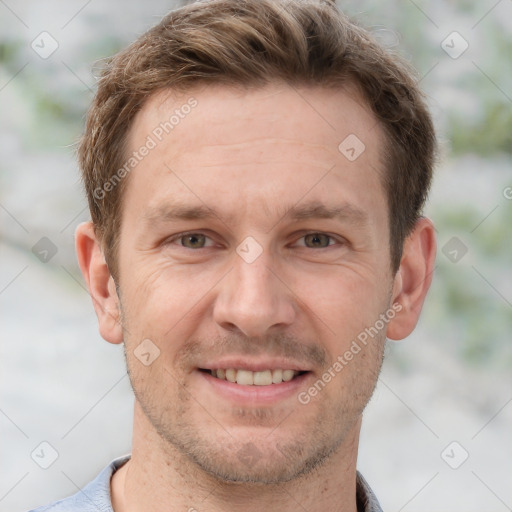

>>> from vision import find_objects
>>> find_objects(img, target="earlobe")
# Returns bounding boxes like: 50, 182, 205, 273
75, 222, 124, 345
387, 217, 436, 341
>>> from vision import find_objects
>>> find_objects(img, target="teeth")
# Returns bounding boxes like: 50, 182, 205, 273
272, 369, 283, 383
282, 369, 295, 382
210, 368, 302, 385
253, 370, 272, 386
236, 370, 254, 385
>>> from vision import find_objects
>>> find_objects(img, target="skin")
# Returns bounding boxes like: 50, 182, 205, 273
76, 83, 436, 512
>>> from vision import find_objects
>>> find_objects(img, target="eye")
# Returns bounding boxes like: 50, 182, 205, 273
295, 233, 337, 248
174, 233, 214, 249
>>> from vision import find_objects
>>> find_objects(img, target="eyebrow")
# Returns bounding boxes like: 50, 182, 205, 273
142, 200, 368, 228
279, 201, 368, 226
142, 202, 222, 224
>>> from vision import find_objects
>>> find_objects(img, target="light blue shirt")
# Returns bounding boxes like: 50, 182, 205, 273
29, 455, 383, 512
29, 456, 130, 512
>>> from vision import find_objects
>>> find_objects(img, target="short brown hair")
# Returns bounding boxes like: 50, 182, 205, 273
78, 0, 436, 279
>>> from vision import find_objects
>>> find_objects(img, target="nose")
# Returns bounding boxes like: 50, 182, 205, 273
213, 248, 296, 338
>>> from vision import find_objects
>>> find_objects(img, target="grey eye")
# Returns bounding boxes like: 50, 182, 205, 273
181, 233, 206, 248
303, 233, 332, 248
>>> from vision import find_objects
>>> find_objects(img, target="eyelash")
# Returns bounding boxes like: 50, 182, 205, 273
166, 231, 342, 249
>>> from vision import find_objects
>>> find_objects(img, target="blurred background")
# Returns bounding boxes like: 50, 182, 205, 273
0, 1, 511, 511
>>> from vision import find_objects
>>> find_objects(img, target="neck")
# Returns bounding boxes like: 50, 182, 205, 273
111, 402, 361, 512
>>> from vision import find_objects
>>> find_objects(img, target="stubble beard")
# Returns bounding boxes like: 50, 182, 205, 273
122, 332, 385, 486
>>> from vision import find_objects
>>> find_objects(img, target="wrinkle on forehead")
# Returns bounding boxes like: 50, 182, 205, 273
169, 137, 340, 172
128, 82, 381, 156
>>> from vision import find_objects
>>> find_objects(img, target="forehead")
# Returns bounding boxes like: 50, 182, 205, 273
123, 83, 387, 228
133, 83, 382, 159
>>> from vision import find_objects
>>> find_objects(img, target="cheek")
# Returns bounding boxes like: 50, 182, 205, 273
120, 264, 162, 321
119, 256, 220, 344
289, 263, 389, 334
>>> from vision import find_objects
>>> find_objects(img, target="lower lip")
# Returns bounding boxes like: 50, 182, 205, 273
197, 370, 312, 406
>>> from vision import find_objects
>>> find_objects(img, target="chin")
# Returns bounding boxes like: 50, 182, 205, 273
176, 434, 339, 485
188, 455, 307, 485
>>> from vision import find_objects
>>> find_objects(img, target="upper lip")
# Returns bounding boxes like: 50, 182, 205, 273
198, 358, 312, 372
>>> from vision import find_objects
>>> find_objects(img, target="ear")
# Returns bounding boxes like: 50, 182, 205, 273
75, 221, 124, 345
387, 217, 436, 341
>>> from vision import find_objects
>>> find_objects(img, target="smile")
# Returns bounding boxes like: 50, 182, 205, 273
200, 368, 307, 385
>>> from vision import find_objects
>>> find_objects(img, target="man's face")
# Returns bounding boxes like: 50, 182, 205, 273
116, 83, 396, 483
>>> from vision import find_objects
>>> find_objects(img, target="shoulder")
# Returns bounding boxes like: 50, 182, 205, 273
356, 471, 383, 512
28, 455, 130, 512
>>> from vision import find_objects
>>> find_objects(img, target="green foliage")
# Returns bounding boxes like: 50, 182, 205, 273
425, 203, 512, 367
449, 103, 512, 156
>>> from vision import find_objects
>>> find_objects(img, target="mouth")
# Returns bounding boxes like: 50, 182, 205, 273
196, 366, 313, 405
198, 368, 309, 386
